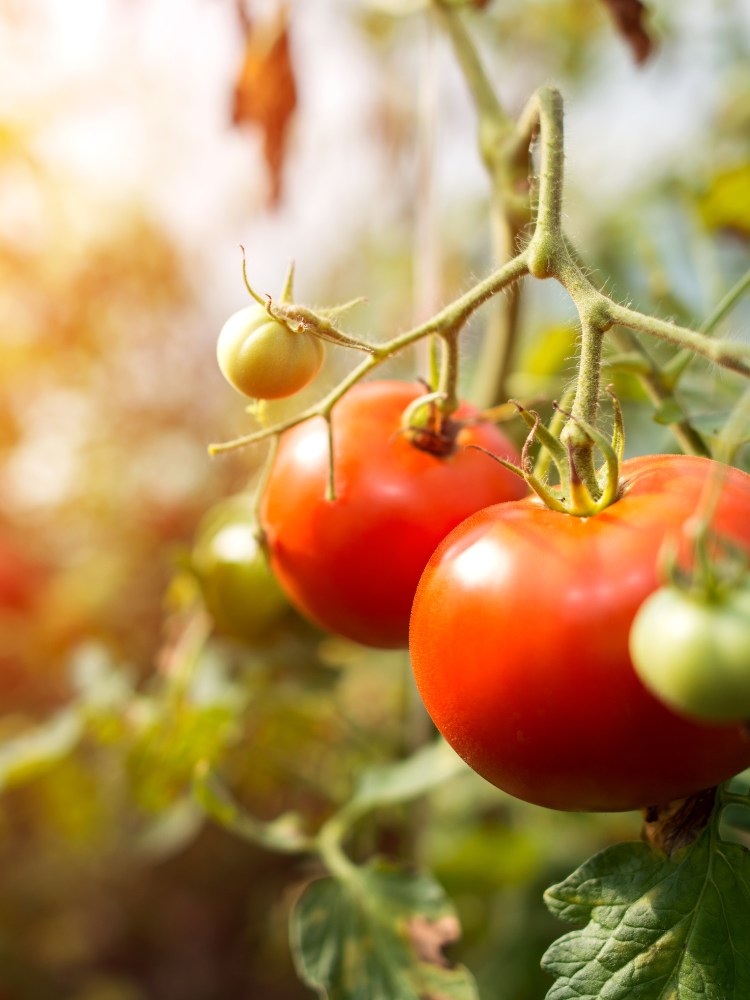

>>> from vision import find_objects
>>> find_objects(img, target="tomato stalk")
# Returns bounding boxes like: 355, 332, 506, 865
211, 87, 750, 477
433, 0, 530, 407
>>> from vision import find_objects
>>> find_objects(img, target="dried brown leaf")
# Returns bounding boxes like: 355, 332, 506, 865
600, 0, 654, 65
233, 4, 297, 206
640, 786, 716, 856
405, 914, 461, 968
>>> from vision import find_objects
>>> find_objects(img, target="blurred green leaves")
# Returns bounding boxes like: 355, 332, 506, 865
347, 738, 467, 814
291, 859, 478, 1000
0, 707, 83, 793
699, 163, 750, 237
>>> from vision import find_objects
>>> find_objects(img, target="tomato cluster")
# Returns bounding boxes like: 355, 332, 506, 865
212, 297, 750, 811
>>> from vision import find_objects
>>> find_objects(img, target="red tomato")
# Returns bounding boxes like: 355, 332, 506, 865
410, 454, 750, 812
260, 380, 527, 648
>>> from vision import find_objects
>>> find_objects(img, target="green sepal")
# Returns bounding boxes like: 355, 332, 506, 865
554, 406, 620, 514
467, 444, 571, 514
607, 386, 625, 464
525, 472, 576, 514
542, 784, 750, 1000
513, 401, 571, 492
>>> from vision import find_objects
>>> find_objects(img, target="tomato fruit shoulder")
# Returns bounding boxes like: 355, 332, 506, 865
260, 380, 528, 648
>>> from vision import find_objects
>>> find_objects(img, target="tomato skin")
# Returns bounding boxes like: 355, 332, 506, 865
631, 583, 750, 722
193, 499, 289, 642
260, 380, 527, 648
217, 304, 324, 400
409, 454, 750, 812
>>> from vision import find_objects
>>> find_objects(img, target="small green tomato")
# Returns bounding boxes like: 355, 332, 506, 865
192, 499, 289, 642
630, 583, 750, 722
217, 304, 324, 400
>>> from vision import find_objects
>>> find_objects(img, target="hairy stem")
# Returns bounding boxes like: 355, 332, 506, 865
608, 301, 750, 377
660, 263, 750, 385
437, 331, 461, 416
434, 0, 529, 407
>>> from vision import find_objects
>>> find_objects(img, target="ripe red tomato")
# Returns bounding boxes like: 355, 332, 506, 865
260, 380, 527, 648
410, 454, 750, 812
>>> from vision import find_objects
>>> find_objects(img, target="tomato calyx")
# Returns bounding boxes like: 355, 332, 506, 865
399, 390, 462, 456
469, 386, 625, 517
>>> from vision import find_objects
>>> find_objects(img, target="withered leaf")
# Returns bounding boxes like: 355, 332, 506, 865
600, 0, 654, 64
233, 3, 297, 207
640, 787, 716, 857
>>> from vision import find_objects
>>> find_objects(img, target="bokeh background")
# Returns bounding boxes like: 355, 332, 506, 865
2, 0, 750, 997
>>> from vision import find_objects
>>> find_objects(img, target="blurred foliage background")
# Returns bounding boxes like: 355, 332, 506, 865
1, 0, 750, 997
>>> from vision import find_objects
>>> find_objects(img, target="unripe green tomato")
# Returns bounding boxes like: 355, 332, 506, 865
192, 500, 289, 642
630, 583, 750, 722
216, 305, 324, 399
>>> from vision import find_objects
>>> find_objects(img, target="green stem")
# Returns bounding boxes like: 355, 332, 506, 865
315, 807, 361, 883
607, 301, 750, 378
325, 416, 336, 502
607, 327, 709, 457
717, 385, 750, 465
526, 87, 565, 278
431, 1, 513, 142
252, 434, 279, 550
703, 265, 750, 336
434, 0, 529, 407
560, 318, 605, 496
472, 191, 523, 407
437, 331, 460, 417
661, 263, 750, 385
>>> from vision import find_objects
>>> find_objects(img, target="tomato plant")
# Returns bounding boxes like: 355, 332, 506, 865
259, 379, 527, 648
11, 0, 750, 996
410, 455, 750, 812
217, 303, 324, 399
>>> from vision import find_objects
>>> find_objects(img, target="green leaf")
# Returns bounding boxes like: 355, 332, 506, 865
291, 858, 478, 1000
349, 738, 468, 814
652, 396, 685, 425
542, 787, 750, 999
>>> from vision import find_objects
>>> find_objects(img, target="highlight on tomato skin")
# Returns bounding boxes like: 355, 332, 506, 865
409, 454, 750, 813
260, 379, 528, 649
